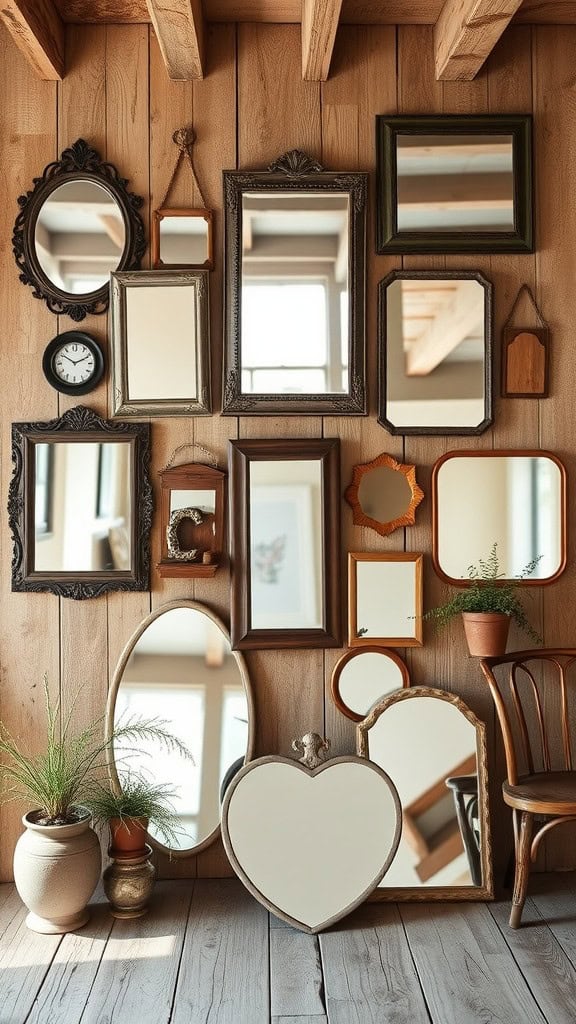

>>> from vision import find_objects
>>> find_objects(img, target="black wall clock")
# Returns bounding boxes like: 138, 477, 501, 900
42, 331, 105, 396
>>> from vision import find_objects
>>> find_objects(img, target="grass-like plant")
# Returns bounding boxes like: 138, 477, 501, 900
424, 542, 543, 644
85, 774, 184, 848
0, 677, 193, 826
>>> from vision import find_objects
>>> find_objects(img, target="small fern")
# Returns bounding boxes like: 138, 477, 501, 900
84, 773, 185, 848
424, 542, 542, 645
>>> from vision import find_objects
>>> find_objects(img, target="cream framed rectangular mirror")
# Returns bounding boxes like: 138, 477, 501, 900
222, 150, 367, 416
378, 270, 493, 435
111, 269, 211, 417
432, 450, 567, 585
376, 115, 533, 254
348, 552, 423, 647
229, 438, 341, 650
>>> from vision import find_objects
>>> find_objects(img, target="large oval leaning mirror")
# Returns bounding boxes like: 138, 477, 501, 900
432, 450, 567, 584
378, 271, 493, 435
223, 150, 367, 416
357, 687, 493, 900
107, 600, 254, 857
13, 138, 146, 321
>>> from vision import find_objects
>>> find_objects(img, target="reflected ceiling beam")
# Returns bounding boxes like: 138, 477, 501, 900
301, 0, 343, 81
398, 173, 513, 210
205, 626, 224, 668
407, 280, 484, 376
0, 0, 65, 80
146, 0, 205, 80
98, 214, 125, 248
434, 0, 524, 81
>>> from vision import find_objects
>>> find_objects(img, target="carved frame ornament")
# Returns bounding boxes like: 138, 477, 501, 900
12, 139, 146, 322
9, 405, 152, 600
222, 149, 368, 416
345, 452, 424, 537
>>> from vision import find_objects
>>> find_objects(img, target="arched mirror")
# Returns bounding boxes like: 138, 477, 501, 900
357, 687, 493, 900
13, 139, 146, 321
331, 647, 410, 722
432, 450, 567, 584
107, 600, 255, 857
345, 452, 424, 537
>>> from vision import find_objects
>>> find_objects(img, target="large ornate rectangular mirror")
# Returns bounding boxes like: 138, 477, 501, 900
223, 150, 367, 415
9, 406, 152, 599
376, 115, 533, 254
432, 450, 567, 585
229, 438, 341, 649
378, 271, 493, 435
357, 687, 493, 901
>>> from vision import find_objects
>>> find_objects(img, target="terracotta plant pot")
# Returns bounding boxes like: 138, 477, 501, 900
462, 612, 511, 657
14, 807, 101, 934
109, 816, 149, 855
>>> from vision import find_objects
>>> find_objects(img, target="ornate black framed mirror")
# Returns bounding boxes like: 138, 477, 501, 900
12, 139, 146, 322
9, 405, 152, 599
376, 115, 533, 254
222, 150, 367, 416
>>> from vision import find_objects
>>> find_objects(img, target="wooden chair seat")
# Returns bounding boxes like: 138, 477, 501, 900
503, 771, 576, 814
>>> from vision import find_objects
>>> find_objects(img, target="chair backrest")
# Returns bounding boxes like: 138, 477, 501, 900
480, 649, 576, 786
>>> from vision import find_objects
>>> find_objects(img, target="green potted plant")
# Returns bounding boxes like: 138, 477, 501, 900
0, 678, 192, 934
85, 774, 184, 854
425, 543, 542, 657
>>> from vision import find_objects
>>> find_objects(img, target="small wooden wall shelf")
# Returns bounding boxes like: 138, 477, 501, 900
157, 462, 225, 578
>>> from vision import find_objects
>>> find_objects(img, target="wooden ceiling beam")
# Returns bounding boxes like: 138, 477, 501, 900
301, 0, 343, 80
0, 0, 64, 79
434, 0, 524, 81
146, 0, 205, 79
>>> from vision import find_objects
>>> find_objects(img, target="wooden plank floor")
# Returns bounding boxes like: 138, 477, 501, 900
2, 875, 576, 1024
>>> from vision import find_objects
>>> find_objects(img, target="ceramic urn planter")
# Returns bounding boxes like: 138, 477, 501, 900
462, 612, 511, 657
13, 807, 101, 934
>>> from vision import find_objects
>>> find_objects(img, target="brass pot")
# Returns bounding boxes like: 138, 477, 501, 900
103, 844, 156, 918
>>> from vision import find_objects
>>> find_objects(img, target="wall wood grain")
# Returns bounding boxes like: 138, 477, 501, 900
1, 21, 574, 882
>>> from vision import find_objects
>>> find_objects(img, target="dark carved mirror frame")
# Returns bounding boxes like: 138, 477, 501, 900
12, 139, 146, 322
9, 405, 152, 600
229, 438, 341, 650
375, 114, 533, 254
222, 150, 367, 416
377, 269, 494, 436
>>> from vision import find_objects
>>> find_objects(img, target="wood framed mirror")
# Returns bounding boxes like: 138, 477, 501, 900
432, 450, 567, 585
151, 208, 214, 270
376, 115, 533, 254
345, 452, 424, 536
331, 647, 410, 723
378, 270, 493, 436
12, 139, 146, 322
222, 149, 367, 416
357, 686, 493, 901
9, 405, 152, 599
110, 270, 211, 417
348, 552, 423, 648
107, 599, 255, 857
157, 462, 225, 577
229, 438, 341, 650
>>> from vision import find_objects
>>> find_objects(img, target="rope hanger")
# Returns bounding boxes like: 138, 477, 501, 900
503, 284, 547, 330
159, 125, 209, 211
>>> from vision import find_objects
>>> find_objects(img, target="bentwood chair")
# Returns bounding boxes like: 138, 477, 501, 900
480, 650, 576, 928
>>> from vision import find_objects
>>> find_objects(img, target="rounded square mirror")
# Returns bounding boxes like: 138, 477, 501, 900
432, 450, 567, 585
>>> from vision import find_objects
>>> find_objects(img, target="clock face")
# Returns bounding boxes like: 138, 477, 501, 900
53, 340, 96, 386
42, 331, 105, 395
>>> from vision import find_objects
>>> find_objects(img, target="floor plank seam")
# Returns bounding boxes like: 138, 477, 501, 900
167, 880, 196, 1024
487, 897, 576, 1005
314, 934, 327, 1020
19, 932, 66, 1024
395, 903, 434, 1024
70, 908, 124, 1024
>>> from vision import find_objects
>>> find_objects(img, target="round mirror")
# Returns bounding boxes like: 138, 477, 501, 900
358, 466, 412, 523
331, 647, 410, 722
107, 600, 254, 856
35, 180, 126, 295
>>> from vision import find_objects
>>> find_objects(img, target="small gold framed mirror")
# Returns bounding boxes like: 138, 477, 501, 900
152, 208, 213, 270
345, 452, 424, 537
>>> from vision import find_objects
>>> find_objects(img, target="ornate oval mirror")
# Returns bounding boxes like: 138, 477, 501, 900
345, 453, 424, 537
331, 647, 410, 722
13, 139, 146, 321
357, 687, 493, 900
107, 600, 254, 857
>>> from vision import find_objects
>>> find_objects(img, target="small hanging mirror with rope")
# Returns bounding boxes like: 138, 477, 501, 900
502, 285, 550, 398
152, 126, 214, 271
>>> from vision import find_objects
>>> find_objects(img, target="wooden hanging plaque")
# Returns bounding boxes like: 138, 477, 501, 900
502, 285, 550, 398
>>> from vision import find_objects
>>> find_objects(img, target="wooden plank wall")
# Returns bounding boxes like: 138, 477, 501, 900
1, 20, 575, 882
